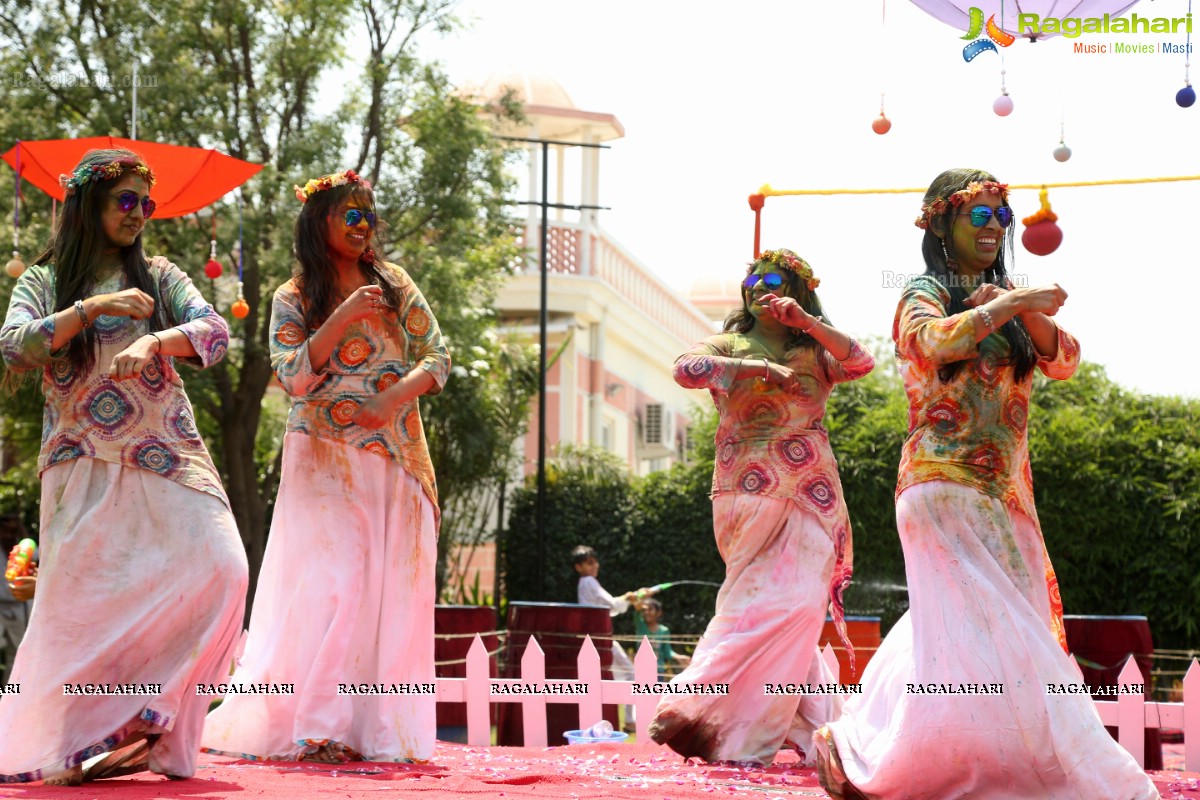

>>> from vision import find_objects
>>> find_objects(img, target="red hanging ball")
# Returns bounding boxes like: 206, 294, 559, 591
1022, 220, 1063, 256
231, 299, 250, 319
871, 114, 892, 135
204, 259, 224, 279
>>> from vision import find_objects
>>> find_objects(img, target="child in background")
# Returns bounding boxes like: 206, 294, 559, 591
635, 598, 690, 681
573, 545, 652, 731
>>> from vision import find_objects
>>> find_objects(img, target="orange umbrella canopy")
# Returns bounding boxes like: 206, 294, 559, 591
2, 137, 262, 218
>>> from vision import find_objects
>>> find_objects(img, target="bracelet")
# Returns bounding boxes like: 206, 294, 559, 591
800, 315, 823, 334
148, 332, 162, 353
761, 357, 770, 383
977, 308, 996, 334
74, 299, 90, 330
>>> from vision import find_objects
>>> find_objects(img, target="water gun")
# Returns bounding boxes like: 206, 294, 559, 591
5, 538, 36, 582
635, 580, 723, 600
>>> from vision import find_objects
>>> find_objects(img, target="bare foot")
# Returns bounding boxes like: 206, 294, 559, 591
43, 765, 83, 786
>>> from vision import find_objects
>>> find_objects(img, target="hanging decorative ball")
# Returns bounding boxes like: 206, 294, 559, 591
5, 256, 26, 279
1177, 85, 1197, 108
1021, 187, 1063, 256
993, 94, 1014, 117
871, 114, 892, 135
231, 298, 250, 319
1053, 143, 1072, 162
1023, 220, 1063, 256
204, 259, 224, 279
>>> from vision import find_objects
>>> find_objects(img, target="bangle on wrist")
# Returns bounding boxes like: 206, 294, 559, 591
801, 315, 822, 333
977, 307, 996, 334
74, 299, 90, 330
761, 357, 770, 383
148, 332, 162, 353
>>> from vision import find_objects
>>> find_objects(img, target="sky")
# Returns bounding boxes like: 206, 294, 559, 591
404, 0, 1199, 398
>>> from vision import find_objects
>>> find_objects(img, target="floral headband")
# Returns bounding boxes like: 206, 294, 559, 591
752, 248, 820, 291
914, 181, 1010, 229
294, 169, 372, 202
58, 160, 156, 197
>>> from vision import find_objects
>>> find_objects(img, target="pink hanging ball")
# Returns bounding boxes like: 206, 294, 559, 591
993, 94, 1014, 116
204, 259, 224, 279
871, 114, 892, 135
1022, 220, 1063, 256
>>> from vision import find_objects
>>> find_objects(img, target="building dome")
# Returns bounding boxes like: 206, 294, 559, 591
688, 272, 742, 324
474, 66, 576, 110
464, 65, 624, 143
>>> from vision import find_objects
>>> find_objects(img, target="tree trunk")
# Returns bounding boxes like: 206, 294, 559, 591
219, 328, 277, 625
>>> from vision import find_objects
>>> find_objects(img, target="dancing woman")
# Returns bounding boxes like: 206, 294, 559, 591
815, 168, 1157, 800
0, 149, 247, 785
203, 170, 449, 763
649, 249, 874, 765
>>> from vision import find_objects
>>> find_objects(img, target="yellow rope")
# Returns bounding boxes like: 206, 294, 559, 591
757, 175, 1200, 196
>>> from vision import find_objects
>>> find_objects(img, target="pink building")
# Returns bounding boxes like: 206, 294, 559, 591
472, 67, 740, 476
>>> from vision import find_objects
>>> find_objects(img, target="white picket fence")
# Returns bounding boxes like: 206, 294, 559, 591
434, 634, 1200, 771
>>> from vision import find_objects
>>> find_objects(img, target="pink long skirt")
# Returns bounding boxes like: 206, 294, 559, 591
818, 480, 1158, 800
202, 432, 436, 761
0, 458, 248, 781
649, 493, 842, 765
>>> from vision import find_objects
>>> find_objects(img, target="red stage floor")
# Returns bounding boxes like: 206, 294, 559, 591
1, 742, 1197, 799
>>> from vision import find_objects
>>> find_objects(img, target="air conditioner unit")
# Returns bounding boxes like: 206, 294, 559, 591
640, 404, 675, 454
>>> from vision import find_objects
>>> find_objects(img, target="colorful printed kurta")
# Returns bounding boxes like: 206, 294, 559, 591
673, 334, 875, 646
269, 263, 449, 518
203, 263, 449, 762
892, 274, 1080, 647
0, 260, 230, 504
0, 257, 246, 782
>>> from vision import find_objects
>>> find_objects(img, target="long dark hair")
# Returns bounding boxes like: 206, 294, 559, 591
919, 167, 1037, 383
292, 181, 403, 330
723, 252, 831, 351
33, 148, 166, 376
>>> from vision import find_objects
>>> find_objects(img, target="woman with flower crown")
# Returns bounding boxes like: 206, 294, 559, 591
648, 249, 874, 765
202, 170, 449, 764
814, 168, 1157, 799
0, 149, 248, 785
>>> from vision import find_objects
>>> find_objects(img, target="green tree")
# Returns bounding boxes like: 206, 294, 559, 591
504, 444, 639, 605
0, 0, 521, 610
435, 332, 540, 602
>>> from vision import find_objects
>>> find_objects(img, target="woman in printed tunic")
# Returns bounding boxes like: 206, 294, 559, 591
0, 149, 248, 785
202, 170, 449, 764
648, 249, 874, 765
815, 168, 1157, 800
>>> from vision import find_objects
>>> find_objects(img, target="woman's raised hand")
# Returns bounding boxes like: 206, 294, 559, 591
964, 283, 1007, 308
1016, 284, 1068, 316
333, 285, 385, 326
759, 293, 816, 330
94, 288, 155, 320
108, 335, 160, 381
765, 361, 803, 394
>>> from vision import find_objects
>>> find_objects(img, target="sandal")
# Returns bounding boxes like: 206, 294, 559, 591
81, 738, 151, 781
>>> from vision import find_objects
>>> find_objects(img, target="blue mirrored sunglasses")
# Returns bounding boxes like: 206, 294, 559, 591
743, 272, 784, 290
110, 191, 156, 219
343, 208, 377, 228
968, 205, 1013, 228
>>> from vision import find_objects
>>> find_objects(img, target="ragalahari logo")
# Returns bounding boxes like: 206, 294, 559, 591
961, 6, 1015, 61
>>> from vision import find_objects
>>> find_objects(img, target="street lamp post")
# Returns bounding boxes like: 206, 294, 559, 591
497, 135, 608, 600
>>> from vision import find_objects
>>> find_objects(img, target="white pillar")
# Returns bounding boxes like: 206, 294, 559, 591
588, 313, 607, 446
525, 122, 540, 274
555, 144, 565, 222
579, 125, 597, 276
